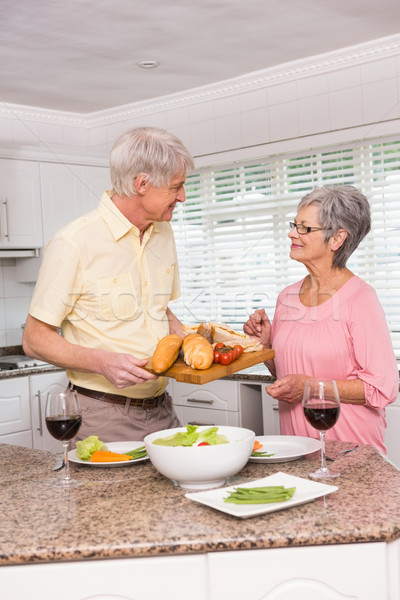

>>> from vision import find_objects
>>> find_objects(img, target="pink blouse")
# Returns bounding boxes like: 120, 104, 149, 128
270, 276, 399, 454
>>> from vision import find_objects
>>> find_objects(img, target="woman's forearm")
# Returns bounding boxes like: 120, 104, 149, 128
335, 378, 365, 405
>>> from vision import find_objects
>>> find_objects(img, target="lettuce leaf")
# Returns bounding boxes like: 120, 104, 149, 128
75, 435, 108, 460
198, 427, 229, 445
152, 425, 229, 446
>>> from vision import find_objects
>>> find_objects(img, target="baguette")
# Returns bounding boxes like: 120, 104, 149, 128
182, 333, 214, 370
152, 334, 183, 373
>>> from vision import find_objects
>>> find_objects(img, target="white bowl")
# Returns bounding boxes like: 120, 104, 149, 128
144, 425, 255, 490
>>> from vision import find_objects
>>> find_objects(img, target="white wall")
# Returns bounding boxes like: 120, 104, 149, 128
0, 33, 400, 345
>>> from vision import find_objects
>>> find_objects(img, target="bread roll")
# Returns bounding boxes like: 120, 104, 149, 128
152, 334, 183, 373
184, 321, 263, 353
182, 333, 214, 370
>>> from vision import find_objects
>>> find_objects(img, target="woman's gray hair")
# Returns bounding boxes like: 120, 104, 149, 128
298, 185, 371, 269
110, 127, 195, 196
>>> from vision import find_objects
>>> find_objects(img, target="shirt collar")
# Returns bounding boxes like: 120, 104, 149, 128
99, 191, 161, 241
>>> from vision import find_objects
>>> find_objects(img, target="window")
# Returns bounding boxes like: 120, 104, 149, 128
170, 137, 400, 359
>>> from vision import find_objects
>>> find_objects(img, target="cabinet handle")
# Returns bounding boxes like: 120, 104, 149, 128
272, 406, 279, 412
1, 198, 9, 240
188, 421, 216, 426
187, 397, 214, 405
36, 391, 43, 436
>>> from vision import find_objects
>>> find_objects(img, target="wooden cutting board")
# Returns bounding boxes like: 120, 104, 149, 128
145, 348, 274, 384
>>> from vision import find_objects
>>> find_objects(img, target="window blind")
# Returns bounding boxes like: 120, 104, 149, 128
170, 138, 400, 359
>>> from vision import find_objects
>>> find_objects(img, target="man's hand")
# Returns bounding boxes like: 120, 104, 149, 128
99, 352, 158, 389
265, 374, 308, 404
243, 309, 272, 347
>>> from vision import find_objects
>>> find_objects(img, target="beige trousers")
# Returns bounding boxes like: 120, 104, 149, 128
74, 390, 181, 443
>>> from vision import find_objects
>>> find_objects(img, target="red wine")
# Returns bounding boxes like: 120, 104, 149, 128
304, 405, 340, 431
46, 415, 82, 441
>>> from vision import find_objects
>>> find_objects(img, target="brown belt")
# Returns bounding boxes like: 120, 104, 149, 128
70, 384, 167, 409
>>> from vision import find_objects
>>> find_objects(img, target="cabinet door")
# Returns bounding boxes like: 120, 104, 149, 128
173, 380, 239, 411
208, 543, 389, 600
0, 429, 32, 448
0, 159, 43, 248
179, 405, 240, 427
262, 385, 280, 435
30, 371, 69, 452
0, 554, 208, 600
40, 162, 110, 244
0, 377, 32, 446
385, 392, 400, 469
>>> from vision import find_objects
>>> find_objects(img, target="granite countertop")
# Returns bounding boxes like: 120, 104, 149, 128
1, 440, 399, 566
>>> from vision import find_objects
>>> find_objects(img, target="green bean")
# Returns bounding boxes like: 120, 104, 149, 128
124, 446, 147, 460
224, 485, 296, 504
251, 451, 275, 457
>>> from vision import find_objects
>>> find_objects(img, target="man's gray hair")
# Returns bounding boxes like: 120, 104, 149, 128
298, 185, 371, 269
110, 127, 195, 196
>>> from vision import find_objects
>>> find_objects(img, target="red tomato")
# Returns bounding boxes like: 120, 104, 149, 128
213, 350, 221, 363
198, 441, 210, 446
214, 342, 225, 350
219, 352, 232, 365
234, 344, 244, 357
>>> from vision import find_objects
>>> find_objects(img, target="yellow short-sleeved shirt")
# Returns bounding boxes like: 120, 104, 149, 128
29, 192, 180, 398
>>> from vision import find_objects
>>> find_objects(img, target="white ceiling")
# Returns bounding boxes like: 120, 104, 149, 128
2, 0, 400, 114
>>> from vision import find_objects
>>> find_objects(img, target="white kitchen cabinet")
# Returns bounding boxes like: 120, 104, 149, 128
261, 384, 281, 435
1, 540, 399, 600
1, 553, 208, 600
40, 162, 110, 244
208, 542, 392, 600
0, 377, 32, 448
0, 158, 43, 248
170, 379, 263, 434
30, 370, 69, 452
385, 390, 400, 469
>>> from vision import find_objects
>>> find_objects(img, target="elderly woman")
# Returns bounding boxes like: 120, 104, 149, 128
244, 185, 398, 454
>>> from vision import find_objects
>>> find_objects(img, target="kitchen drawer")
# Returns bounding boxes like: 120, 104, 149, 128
0, 377, 31, 436
175, 405, 240, 427
0, 429, 32, 448
172, 380, 239, 412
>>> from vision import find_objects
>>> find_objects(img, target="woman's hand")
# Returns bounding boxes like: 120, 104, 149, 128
265, 374, 308, 404
243, 309, 272, 347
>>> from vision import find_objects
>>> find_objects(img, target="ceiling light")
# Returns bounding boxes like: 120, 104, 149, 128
137, 60, 159, 69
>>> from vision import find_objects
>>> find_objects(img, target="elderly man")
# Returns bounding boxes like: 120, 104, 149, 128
23, 127, 194, 441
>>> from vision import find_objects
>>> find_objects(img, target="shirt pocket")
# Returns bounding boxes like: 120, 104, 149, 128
96, 272, 140, 321
154, 264, 175, 294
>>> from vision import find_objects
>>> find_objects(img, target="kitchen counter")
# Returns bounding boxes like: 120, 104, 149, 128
1, 440, 399, 567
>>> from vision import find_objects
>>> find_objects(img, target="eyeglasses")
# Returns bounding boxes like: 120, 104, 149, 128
289, 222, 324, 235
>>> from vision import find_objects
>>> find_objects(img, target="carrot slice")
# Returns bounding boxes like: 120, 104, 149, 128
90, 450, 133, 463
253, 440, 263, 452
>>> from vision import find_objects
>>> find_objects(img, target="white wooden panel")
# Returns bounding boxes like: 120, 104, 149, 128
385, 392, 400, 469
0, 159, 42, 248
0, 429, 32, 448
208, 543, 388, 600
173, 380, 238, 411
179, 404, 239, 427
0, 377, 30, 435
1, 554, 208, 600
30, 371, 69, 452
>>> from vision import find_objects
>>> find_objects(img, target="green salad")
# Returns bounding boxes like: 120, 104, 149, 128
153, 424, 229, 447
75, 435, 108, 460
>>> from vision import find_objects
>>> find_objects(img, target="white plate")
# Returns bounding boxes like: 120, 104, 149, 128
69, 441, 149, 467
185, 471, 338, 518
249, 435, 321, 463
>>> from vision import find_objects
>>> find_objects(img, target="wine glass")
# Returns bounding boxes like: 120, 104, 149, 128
303, 379, 341, 479
45, 390, 82, 487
